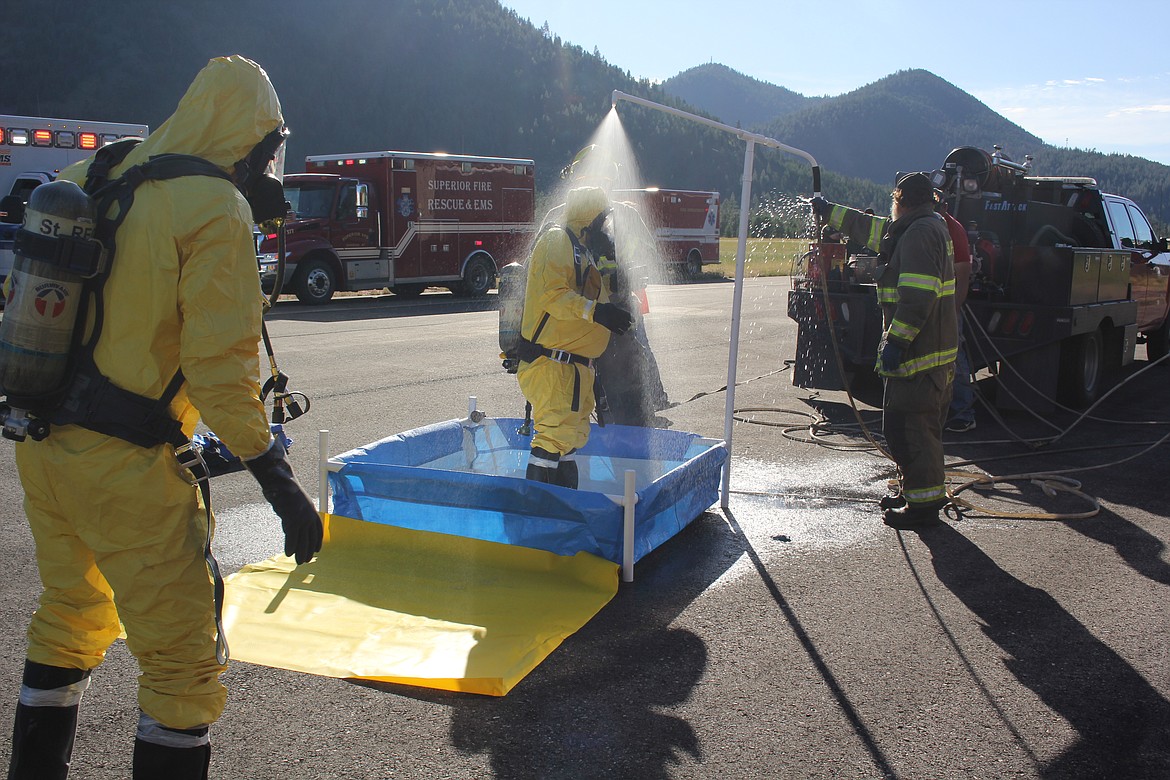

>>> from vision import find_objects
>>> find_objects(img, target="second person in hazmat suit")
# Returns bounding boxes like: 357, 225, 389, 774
7, 56, 322, 779
544, 146, 672, 426
517, 186, 635, 488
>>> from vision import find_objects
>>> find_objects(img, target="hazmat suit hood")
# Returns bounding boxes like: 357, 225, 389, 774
70, 55, 284, 181
564, 186, 611, 234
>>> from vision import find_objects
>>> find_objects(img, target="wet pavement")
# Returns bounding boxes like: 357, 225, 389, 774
0, 277, 1167, 778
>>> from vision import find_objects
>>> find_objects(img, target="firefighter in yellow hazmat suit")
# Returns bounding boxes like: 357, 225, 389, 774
7, 56, 323, 779
517, 186, 634, 488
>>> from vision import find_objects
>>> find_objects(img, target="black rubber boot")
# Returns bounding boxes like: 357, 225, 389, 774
132, 738, 210, 780
525, 447, 560, 484
555, 459, 579, 490
8, 661, 91, 780
525, 462, 557, 483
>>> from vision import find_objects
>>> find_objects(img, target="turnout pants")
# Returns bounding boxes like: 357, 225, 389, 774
883, 365, 954, 507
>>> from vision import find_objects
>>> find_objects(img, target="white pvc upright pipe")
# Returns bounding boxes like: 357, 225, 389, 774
622, 468, 637, 582
721, 139, 756, 508
318, 429, 330, 514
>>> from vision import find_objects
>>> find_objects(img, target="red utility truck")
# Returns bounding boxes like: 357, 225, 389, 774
258, 150, 536, 304
614, 188, 720, 279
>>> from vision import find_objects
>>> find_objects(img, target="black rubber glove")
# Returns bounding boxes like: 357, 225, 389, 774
880, 340, 905, 372
810, 196, 832, 219
245, 441, 324, 565
593, 302, 634, 335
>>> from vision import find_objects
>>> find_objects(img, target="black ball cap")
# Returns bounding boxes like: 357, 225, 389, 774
895, 171, 933, 198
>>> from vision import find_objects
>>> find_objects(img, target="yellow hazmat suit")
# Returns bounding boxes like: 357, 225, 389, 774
517, 187, 613, 460
15, 56, 279, 731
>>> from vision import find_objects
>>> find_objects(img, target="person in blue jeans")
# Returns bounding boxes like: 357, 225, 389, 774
939, 200, 976, 432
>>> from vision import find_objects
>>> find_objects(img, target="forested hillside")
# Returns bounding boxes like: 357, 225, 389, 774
4, 1, 1166, 229
662, 64, 820, 130
2, 0, 812, 203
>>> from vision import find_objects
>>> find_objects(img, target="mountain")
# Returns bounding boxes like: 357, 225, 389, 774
661, 64, 821, 130
3, 1, 1166, 228
662, 67, 1170, 227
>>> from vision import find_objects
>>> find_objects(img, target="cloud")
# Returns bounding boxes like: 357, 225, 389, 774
972, 75, 1170, 164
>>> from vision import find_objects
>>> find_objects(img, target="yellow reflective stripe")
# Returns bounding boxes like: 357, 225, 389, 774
829, 204, 848, 227
877, 284, 898, 304
940, 279, 955, 296
904, 485, 947, 504
898, 273, 942, 295
888, 320, 918, 341
882, 347, 958, 377
869, 220, 883, 249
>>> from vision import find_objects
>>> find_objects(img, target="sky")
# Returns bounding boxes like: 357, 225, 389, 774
501, 0, 1170, 166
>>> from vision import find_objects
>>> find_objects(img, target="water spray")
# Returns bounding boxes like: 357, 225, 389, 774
610, 91, 822, 508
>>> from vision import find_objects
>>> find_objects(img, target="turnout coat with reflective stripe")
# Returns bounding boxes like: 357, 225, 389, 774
877, 205, 957, 377
826, 202, 956, 378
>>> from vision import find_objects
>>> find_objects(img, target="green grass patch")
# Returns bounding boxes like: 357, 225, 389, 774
709, 237, 806, 278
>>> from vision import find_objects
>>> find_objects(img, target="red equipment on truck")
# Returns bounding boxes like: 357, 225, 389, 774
258, 150, 536, 304
789, 145, 1170, 411
614, 188, 720, 279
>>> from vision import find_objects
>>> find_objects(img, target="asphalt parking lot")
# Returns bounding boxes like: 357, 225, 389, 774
1, 277, 1167, 778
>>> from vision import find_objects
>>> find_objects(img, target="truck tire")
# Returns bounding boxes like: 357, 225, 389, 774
1058, 329, 1104, 407
686, 249, 703, 280
459, 257, 496, 298
392, 283, 425, 298
1145, 315, 1170, 363
294, 258, 336, 305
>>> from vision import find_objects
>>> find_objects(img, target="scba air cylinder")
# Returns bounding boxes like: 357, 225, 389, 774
0, 179, 100, 401
497, 261, 526, 355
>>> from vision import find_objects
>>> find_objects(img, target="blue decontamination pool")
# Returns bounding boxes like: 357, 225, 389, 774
325, 416, 728, 573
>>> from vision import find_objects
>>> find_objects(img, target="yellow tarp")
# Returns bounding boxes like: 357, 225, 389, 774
222, 514, 619, 696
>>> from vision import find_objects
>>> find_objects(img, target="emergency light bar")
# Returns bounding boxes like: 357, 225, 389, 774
32, 130, 53, 146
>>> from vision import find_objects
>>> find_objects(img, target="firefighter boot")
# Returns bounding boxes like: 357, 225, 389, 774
525, 447, 560, 484
132, 739, 210, 780
132, 718, 211, 780
8, 661, 91, 780
554, 458, 579, 490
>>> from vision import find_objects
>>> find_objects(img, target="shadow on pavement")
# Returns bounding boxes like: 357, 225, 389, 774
912, 522, 1170, 778
350, 510, 739, 778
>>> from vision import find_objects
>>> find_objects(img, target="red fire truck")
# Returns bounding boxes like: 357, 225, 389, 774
258, 150, 536, 303
614, 188, 720, 279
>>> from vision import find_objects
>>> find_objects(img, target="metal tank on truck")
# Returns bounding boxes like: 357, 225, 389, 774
0, 115, 147, 286
788, 145, 1170, 411
256, 150, 536, 304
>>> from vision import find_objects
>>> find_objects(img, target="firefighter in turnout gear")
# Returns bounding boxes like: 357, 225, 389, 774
517, 186, 633, 488
812, 172, 957, 528
7, 56, 322, 779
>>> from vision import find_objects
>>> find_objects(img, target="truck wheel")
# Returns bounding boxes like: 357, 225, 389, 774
1059, 329, 1104, 407
294, 258, 335, 305
460, 257, 495, 297
686, 250, 703, 280
392, 283, 425, 298
1145, 315, 1170, 362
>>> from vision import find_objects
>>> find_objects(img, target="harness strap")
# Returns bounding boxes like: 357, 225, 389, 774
515, 337, 593, 368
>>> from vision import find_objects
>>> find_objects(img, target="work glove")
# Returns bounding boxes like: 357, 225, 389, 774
880, 340, 905, 372
809, 196, 832, 219
593, 302, 634, 335
245, 440, 324, 565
